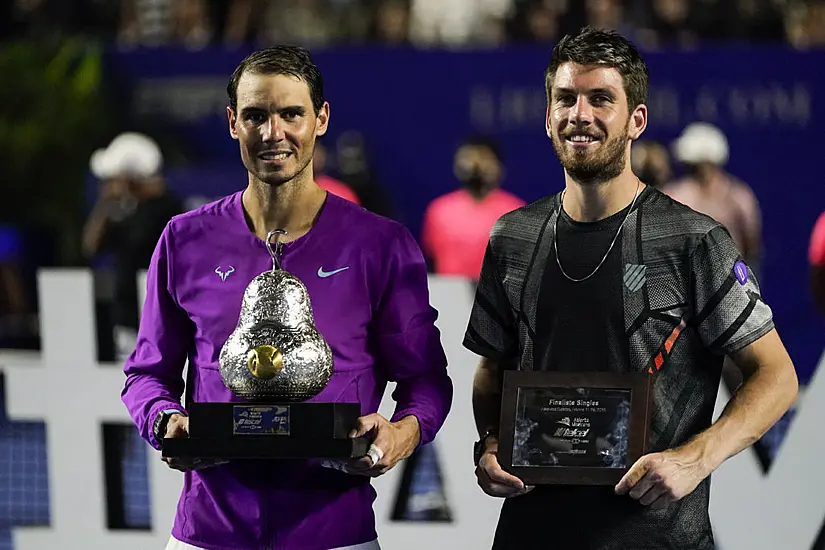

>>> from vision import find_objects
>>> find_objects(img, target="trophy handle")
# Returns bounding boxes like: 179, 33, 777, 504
265, 229, 288, 271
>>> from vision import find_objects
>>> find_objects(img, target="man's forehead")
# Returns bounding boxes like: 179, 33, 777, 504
236, 72, 311, 105
552, 63, 624, 90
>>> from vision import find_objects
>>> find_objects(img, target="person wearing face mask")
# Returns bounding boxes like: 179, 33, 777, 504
420, 136, 526, 280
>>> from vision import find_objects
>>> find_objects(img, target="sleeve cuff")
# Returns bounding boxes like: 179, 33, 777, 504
724, 318, 775, 355
390, 408, 431, 448
147, 401, 187, 450
462, 337, 513, 361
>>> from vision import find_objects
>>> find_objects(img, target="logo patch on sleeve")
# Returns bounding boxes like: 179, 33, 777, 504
734, 261, 748, 285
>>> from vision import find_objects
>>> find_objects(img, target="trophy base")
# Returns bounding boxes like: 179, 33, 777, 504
161, 401, 369, 460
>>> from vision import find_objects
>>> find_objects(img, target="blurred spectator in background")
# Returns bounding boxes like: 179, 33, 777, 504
313, 139, 361, 205
118, 0, 212, 49
663, 123, 763, 395
0, 225, 37, 347
520, 1, 563, 43
723, 0, 787, 44
223, 0, 366, 48
82, 132, 181, 359
371, 0, 414, 45
636, 0, 700, 49
257, 0, 336, 47
0, 0, 810, 49
809, 210, 825, 314
409, 0, 511, 46
786, 0, 825, 49
334, 130, 398, 219
507, 1, 576, 45
662, 122, 762, 269
421, 136, 525, 279
585, 0, 635, 40
631, 140, 672, 188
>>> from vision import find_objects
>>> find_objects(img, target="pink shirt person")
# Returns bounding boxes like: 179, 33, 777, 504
317, 174, 361, 205
422, 188, 525, 279
422, 137, 525, 279
809, 211, 825, 314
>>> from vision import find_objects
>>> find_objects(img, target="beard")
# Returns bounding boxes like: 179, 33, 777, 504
551, 126, 629, 184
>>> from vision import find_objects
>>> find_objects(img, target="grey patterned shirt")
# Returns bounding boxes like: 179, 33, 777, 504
464, 187, 774, 549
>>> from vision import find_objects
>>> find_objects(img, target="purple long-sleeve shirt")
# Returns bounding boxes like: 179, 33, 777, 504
121, 191, 452, 550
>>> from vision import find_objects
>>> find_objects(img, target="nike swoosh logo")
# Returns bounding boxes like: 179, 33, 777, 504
318, 266, 350, 278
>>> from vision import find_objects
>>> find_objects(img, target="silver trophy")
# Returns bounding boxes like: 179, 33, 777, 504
161, 229, 368, 461
219, 229, 334, 401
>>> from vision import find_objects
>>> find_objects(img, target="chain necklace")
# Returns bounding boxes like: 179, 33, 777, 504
554, 179, 641, 283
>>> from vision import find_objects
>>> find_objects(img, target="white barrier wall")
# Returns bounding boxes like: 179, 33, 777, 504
0, 270, 822, 550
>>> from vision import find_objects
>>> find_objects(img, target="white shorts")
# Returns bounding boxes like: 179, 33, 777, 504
165, 535, 381, 550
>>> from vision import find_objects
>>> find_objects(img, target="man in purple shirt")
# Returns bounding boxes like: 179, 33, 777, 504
121, 45, 453, 550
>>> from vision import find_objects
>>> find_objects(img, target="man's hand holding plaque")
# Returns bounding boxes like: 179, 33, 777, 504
615, 442, 712, 508
475, 435, 535, 498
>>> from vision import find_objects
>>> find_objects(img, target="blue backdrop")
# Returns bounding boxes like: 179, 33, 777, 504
100, 45, 825, 383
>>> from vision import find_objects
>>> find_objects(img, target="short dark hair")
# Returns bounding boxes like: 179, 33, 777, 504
227, 45, 325, 113
545, 27, 649, 110
460, 135, 503, 163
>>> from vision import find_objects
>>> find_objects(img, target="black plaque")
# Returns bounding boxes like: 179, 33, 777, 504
161, 402, 370, 460
498, 371, 653, 485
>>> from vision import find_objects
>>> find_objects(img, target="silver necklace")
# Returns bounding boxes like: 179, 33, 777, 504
554, 179, 641, 283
